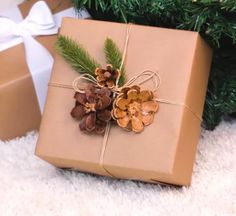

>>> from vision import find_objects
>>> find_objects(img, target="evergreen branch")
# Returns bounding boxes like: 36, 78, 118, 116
55, 35, 101, 76
203, 46, 236, 130
104, 38, 126, 86
72, 0, 236, 48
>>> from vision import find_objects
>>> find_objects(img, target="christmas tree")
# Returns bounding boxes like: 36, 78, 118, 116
72, 0, 236, 130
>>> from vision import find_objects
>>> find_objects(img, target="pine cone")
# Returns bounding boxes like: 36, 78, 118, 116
71, 84, 112, 134
95, 64, 120, 89
112, 85, 159, 133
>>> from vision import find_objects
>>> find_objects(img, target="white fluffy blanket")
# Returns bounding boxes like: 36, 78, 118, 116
0, 120, 235, 216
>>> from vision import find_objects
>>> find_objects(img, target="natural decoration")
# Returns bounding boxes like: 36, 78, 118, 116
112, 85, 159, 133
56, 36, 101, 76
95, 64, 120, 89
56, 35, 159, 134
71, 84, 112, 134
56, 36, 126, 87
72, 0, 236, 130
104, 38, 125, 85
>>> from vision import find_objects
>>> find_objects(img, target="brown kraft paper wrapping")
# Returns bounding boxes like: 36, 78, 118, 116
35, 18, 212, 186
0, 0, 73, 140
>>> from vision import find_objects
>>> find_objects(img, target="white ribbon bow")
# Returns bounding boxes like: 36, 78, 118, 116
0, 1, 89, 113
0, 1, 58, 113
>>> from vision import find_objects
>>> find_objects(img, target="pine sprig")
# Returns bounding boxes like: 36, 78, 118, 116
55, 35, 101, 76
104, 38, 125, 86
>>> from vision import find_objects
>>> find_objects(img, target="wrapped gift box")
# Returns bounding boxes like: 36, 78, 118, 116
0, 0, 89, 140
35, 18, 212, 186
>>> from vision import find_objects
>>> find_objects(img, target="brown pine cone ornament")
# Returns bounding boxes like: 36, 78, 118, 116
71, 84, 112, 134
112, 85, 159, 133
95, 64, 120, 89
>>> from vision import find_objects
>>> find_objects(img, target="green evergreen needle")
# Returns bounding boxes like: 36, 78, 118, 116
104, 38, 126, 86
55, 35, 101, 77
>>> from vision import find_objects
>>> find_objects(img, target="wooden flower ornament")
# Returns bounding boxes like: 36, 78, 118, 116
71, 84, 112, 134
112, 85, 159, 133
95, 64, 120, 89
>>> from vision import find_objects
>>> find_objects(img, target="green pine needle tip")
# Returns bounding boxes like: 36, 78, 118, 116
55, 35, 101, 77
104, 38, 126, 86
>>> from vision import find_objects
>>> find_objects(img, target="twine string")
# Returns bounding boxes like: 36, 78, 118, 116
119, 24, 131, 72
70, 70, 161, 95
72, 73, 97, 93
98, 122, 116, 177
99, 24, 135, 177
115, 24, 132, 87
121, 70, 161, 93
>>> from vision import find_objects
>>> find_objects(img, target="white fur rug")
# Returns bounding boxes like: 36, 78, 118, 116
0, 120, 236, 216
